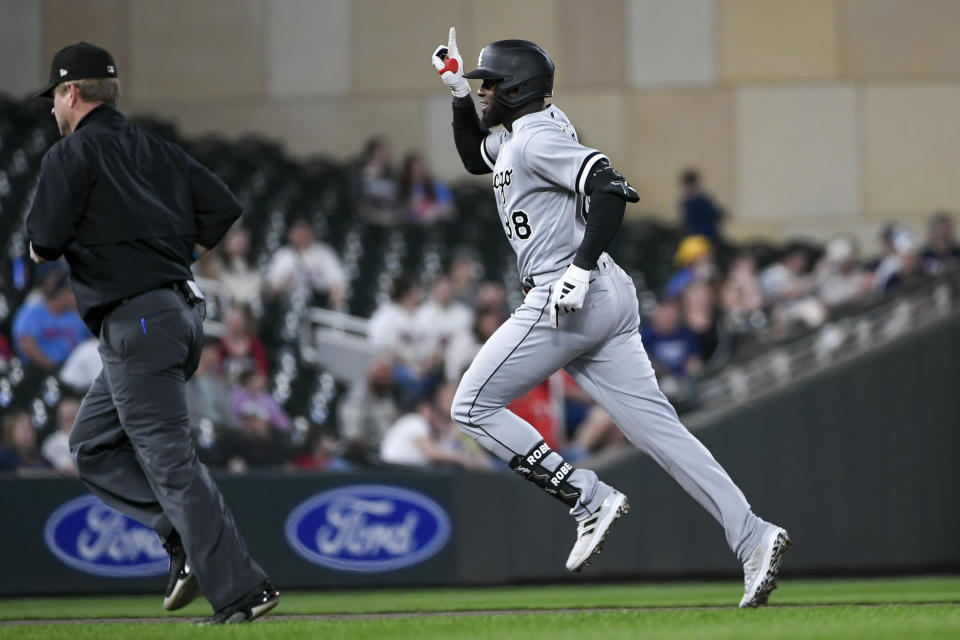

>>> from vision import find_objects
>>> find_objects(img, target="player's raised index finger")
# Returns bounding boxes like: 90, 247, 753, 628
448, 26, 458, 54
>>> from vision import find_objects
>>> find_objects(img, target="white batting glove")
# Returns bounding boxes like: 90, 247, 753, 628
550, 264, 591, 329
431, 26, 470, 98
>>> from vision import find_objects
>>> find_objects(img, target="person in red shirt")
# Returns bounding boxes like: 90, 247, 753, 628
217, 305, 267, 383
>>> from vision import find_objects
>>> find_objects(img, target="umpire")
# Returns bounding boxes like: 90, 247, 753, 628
25, 42, 278, 624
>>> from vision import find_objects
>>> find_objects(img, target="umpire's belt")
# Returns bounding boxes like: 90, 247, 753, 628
104, 280, 203, 315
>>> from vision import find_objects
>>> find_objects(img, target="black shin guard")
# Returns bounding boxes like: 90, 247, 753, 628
509, 441, 581, 508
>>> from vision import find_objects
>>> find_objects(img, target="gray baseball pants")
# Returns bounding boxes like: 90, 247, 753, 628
452, 255, 768, 562
69, 287, 265, 609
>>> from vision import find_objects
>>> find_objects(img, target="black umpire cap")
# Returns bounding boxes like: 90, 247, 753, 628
35, 41, 117, 98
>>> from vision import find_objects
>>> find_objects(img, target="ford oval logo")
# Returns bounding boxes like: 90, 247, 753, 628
285, 485, 452, 573
43, 494, 168, 578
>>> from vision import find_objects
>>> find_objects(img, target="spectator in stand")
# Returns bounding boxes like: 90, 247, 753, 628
873, 226, 921, 293
815, 236, 872, 310
294, 427, 351, 472
666, 235, 715, 299
265, 219, 346, 309
475, 281, 509, 318
186, 342, 238, 433
12, 271, 90, 372
445, 307, 503, 383
380, 383, 489, 469
229, 366, 291, 432
641, 297, 703, 380
720, 252, 766, 335
356, 136, 403, 225
218, 227, 263, 307
400, 152, 455, 224
0, 410, 51, 474
41, 396, 80, 474
565, 405, 625, 462
448, 249, 481, 306
678, 168, 727, 243
681, 280, 724, 365
217, 305, 268, 383
368, 274, 441, 401
339, 357, 401, 462
59, 337, 102, 394
222, 404, 296, 471
759, 244, 826, 330
416, 275, 474, 357
921, 211, 960, 275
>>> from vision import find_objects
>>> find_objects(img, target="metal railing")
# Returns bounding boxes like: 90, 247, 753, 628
688, 268, 960, 426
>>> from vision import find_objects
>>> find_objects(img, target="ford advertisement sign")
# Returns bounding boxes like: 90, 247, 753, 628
44, 494, 168, 578
285, 485, 452, 572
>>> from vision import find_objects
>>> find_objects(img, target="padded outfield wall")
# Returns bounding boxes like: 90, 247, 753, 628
1, 315, 958, 595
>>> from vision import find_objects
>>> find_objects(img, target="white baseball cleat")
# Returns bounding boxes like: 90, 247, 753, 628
565, 490, 629, 572
739, 526, 791, 608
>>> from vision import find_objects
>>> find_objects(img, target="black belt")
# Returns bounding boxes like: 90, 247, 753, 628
104, 281, 202, 316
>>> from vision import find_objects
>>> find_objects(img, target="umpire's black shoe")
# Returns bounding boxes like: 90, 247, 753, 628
201, 581, 279, 625
162, 532, 202, 611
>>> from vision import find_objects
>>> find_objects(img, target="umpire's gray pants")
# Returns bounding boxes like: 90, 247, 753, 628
69, 287, 265, 609
452, 255, 768, 563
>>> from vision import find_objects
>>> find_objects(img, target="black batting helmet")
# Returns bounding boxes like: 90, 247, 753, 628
464, 39, 554, 110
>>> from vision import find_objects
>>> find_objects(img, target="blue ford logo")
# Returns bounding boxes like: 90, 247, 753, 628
285, 485, 451, 573
43, 494, 167, 577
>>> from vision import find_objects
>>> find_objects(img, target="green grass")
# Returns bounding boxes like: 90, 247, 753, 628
1, 577, 958, 639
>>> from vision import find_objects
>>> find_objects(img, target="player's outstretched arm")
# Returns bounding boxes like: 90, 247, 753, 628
431, 27, 492, 175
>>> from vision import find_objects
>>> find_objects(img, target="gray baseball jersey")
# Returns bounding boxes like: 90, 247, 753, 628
451, 103, 773, 563
479, 105, 607, 281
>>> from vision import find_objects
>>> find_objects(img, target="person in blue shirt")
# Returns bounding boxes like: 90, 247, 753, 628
641, 297, 703, 379
679, 168, 727, 243
12, 271, 90, 371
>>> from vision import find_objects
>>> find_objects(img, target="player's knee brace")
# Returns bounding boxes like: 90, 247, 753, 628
509, 440, 581, 508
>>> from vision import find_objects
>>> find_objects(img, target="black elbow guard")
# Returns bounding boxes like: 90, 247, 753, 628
585, 161, 639, 203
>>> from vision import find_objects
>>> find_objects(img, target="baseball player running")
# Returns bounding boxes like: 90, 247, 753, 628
432, 28, 790, 607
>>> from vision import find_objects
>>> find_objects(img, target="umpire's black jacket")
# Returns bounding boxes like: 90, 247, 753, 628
26, 103, 240, 334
